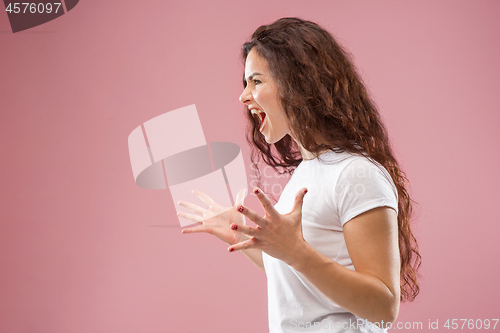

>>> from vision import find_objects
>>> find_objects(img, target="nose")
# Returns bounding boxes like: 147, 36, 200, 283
239, 85, 252, 105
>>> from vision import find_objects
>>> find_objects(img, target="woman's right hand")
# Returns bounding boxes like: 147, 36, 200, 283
178, 188, 249, 246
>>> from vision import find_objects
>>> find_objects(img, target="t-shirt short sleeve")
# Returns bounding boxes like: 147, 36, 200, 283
334, 157, 399, 226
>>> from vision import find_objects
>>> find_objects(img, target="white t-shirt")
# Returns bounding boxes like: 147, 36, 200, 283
263, 150, 399, 333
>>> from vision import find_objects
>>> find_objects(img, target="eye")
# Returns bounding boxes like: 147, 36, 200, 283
253, 79, 262, 85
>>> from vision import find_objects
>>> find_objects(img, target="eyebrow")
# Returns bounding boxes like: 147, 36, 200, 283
245, 72, 263, 82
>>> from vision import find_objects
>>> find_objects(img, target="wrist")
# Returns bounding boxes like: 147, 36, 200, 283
288, 240, 318, 271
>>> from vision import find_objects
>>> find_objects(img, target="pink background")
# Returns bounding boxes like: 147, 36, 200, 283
1, 1, 499, 332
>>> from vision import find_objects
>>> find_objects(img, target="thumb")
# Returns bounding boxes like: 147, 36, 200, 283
292, 188, 308, 213
235, 188, 248, 207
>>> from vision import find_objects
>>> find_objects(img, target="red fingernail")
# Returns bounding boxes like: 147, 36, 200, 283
231, 224, 238, 230
304, 189, 308, 194
254, 188, 260, 195
238, 206, 244, 212
229, 248, 234, 252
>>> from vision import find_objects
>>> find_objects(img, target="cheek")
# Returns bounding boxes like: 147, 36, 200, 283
254, 87, 274, 106
253, 90, 265, 105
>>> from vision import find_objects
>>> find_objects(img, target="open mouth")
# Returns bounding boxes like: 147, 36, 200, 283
251, 109, 267, 133
258, 112, 267, 132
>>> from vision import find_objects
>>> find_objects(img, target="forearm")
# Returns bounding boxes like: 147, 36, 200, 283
291, 241, 399, 325
231, 233, 265, 272
239, 247, 265, 272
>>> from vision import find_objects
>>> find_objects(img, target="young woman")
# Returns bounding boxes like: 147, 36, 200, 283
178, 17, 421, 333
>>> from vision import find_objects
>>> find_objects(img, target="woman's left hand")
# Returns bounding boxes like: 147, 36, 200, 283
228, 187, 308, 266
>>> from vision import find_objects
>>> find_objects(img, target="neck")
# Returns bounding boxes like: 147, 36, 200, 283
293, 134, 330, 161
297, 142, 316, 160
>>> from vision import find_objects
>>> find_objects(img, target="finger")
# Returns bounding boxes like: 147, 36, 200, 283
230, 222, 260, 237
253, 188, 280, 218
291, 187, 308, 213
236, 205, 267, 227
182, 224, 226, 235
228, 236, 259, 252
234, 188, 248, 207
181, 224, 208, 234
192, 189, 216, 208
177, 211, 203, 223
178, 200, 205, 216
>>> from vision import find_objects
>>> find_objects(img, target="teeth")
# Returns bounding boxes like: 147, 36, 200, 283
250, 109, 263, 115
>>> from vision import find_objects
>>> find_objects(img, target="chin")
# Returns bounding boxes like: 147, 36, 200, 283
262, 132, 275, 144
264, 133, 286, 145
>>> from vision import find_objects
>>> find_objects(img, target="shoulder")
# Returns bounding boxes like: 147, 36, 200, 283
332, 155, 399, 226
337, 155, 396, 193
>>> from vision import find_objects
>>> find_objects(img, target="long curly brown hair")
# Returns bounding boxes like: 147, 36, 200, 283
242, 17, 421, 302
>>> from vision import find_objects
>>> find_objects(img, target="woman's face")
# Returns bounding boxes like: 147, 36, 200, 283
239, 49, 291, 144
